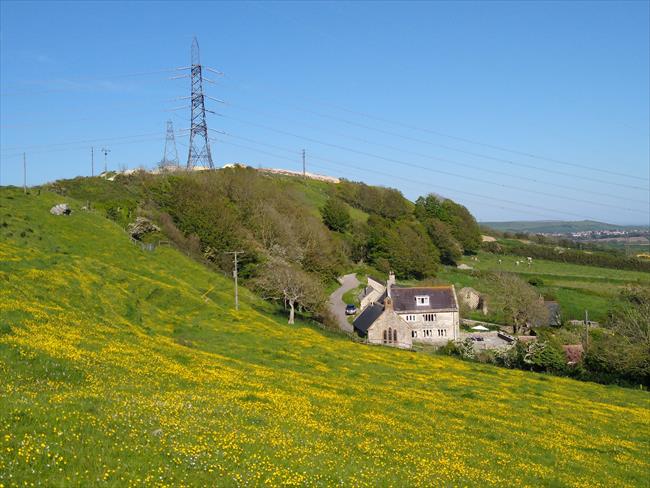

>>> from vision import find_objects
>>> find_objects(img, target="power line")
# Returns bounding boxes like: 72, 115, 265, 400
223, 102, 649, 202
0, 68, 178, 97
238, 4, 645, 182
214, 136, 594, 221
217, 117, 648, 215
219, 81, 648, 188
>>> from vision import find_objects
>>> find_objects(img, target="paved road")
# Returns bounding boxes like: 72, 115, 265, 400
328, 273, 360, 333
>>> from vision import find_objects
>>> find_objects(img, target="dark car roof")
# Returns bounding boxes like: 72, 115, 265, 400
390, 286, 457, 312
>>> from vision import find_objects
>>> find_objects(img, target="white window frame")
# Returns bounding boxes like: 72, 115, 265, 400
404, 314, 417, 322
415, 296, 430, 307
411, 330, 418, 338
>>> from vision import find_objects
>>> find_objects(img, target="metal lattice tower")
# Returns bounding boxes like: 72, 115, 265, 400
186, 37, 213, 169
161, 120, 179, 166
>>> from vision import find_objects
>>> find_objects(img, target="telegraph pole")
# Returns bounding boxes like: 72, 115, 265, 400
302, 149, 306, 177
91, 147, 94, 176
101, 148, 111, 173
225, 251, 245, 311
22, 153, 26, 194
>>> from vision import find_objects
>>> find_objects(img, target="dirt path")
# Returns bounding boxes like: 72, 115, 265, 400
328, 273, 360, 333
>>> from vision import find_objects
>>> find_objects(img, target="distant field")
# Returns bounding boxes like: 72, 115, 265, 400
1, 188, 648, 487
481, 220, 644, 234
439, 252, 650, 323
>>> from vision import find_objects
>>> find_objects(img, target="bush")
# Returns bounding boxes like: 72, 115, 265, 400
321, 197, 351, 232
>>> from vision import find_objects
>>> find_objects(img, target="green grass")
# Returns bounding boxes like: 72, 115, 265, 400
1, 188, 649, 487
438, 252, 650, 324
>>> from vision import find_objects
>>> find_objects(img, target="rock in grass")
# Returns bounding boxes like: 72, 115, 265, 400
127, 217, 160, 240
50, 203, 71, 216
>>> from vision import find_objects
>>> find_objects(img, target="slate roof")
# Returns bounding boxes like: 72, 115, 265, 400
390, 286, 457, 313
353, 302, 384, 337
368, 275, 386, 286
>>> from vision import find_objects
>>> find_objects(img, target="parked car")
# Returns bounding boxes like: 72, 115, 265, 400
345, 304, 357, 315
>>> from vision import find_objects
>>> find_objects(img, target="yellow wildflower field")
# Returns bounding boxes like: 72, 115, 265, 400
0, 189, 648, 487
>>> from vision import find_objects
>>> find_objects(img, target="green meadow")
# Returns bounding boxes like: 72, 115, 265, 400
438, 251, 650, 323
1, 188, 648, 487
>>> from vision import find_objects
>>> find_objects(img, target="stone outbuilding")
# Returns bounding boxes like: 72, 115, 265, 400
459, 287, 488, 315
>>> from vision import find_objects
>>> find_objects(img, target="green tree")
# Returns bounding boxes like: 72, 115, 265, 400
415, 194, 482, 254
321, 197, 351, 232
491, 272, 549, 334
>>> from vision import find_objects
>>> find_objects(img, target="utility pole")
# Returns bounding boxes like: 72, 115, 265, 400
225, 251, 245, 311
23, 153, 26, 194
91, 147, 94, 176
302, 149, 306, 177
101, 148, 111, 173
584, 309, 590, 351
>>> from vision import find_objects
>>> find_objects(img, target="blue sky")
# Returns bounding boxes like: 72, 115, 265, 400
1, 1, 648, 224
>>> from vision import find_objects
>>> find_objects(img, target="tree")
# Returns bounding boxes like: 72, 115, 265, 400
585, 287, 650, 385
414, 194, 482, 254
321, 197, 351, 232
420, 218, 463, 265
254, 259, 325, 324
491, 272, 548, 334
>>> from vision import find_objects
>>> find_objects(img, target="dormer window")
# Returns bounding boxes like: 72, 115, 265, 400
415, 296, 429, 306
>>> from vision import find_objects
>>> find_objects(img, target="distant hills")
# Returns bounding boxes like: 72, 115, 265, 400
481, 220, 647, 234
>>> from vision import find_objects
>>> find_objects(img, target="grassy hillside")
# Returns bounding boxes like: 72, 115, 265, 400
1, 188, 649, 487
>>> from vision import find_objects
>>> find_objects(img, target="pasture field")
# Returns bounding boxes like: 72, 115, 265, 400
439, 252, 650, 323
1, 188, 649, 487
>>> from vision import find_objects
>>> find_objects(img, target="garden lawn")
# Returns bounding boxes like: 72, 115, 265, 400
1, 188, 648, 487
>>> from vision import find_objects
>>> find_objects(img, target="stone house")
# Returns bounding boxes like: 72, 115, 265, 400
353, 275, 460, 348
359, 275, 388, 312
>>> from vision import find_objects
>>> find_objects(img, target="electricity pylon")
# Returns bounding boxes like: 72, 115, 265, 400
186, 37, 213, 169
161, 120, 179, 167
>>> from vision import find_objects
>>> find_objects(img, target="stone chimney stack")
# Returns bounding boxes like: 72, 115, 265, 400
387, 271, 396, 298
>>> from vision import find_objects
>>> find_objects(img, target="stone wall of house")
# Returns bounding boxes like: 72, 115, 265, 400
399, 311, 459, 343
367, 311, 412, 349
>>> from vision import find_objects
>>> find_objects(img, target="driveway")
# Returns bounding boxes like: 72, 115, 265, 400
328, 273, 360, 333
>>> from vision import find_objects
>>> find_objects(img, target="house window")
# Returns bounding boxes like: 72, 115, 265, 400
412, 330, 418, 338
424, 313, 437, 322
404, 314, 416, 322
423, 329, 433, 338
415, 296, 430, 306
383, 330, 387, 344
393, 329, 397, 343
437, 329, 448, 337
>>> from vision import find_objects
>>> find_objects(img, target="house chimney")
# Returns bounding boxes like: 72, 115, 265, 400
387, 271, 395, 298
384, 296, 393, 312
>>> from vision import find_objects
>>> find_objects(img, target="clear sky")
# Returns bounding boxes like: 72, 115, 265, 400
1, 1, 648, 224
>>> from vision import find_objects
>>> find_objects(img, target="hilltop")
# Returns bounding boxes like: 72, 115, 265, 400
1, 187, 649, 486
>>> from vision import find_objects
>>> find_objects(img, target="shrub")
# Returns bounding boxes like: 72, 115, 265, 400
321, 197, 351, 232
